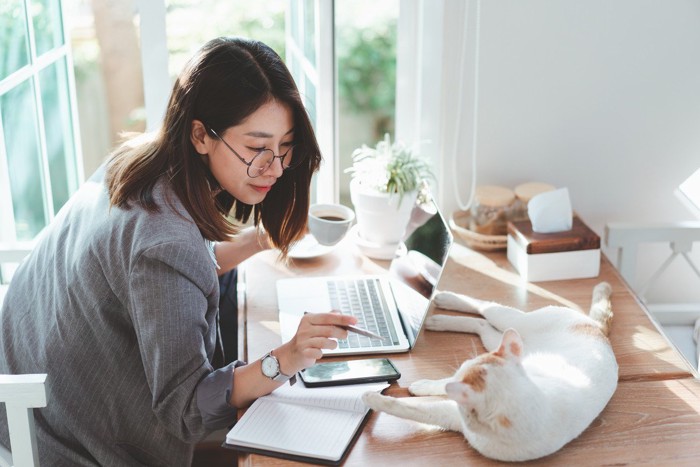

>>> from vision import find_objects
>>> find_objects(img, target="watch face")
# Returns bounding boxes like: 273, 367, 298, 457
262, 355, 279, 378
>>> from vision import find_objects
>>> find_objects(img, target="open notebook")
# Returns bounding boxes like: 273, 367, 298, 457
276, 200, 453, 356
224, 382, 389, 465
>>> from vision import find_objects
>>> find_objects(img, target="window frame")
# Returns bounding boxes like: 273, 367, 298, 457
285, 0, 336, 203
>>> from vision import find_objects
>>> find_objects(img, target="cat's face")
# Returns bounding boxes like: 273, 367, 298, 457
445, 329, 524, 433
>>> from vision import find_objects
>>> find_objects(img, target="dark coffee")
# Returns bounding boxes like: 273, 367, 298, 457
319, 215, 345, 222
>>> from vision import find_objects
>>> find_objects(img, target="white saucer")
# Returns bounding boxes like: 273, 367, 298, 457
349, 225, 406, 260
287, 234, 336, 259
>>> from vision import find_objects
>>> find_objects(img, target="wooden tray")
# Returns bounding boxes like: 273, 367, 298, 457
449, 210, 508, 251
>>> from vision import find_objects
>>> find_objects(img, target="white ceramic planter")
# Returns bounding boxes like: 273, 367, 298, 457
349, 178, 418, 246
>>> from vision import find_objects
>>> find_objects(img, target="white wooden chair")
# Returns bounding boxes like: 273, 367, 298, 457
605, 221, 700, 367
0, 374, 47, 467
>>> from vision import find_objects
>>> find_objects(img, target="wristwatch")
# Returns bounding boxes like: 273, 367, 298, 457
261, 350, 292, 382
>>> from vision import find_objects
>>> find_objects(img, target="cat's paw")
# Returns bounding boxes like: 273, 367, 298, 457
362, 392, 395, 412
409, 379, 446, 396
426, 314, 456, 331
433, 291, 477, 313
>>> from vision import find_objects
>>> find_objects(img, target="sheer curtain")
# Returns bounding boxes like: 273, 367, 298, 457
395, 0, 480, 214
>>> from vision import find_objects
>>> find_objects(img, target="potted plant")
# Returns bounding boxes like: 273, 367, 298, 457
345, 133, 434, 257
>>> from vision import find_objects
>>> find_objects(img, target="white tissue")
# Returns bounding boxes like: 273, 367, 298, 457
527, 187, 573, 233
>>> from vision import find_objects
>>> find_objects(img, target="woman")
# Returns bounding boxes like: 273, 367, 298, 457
0, 37, 356, 466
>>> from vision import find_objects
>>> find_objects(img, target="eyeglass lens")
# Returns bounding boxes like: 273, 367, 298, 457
249, 147, 301, 177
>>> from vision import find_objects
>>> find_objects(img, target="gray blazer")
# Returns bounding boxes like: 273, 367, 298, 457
0, 167, 239, 466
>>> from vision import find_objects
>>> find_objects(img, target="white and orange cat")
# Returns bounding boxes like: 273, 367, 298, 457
363, 282, 618, 462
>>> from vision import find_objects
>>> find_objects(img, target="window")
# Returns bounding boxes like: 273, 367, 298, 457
0, 0, 82, 243
335, 1, 398, 205
286, 0, 335, 203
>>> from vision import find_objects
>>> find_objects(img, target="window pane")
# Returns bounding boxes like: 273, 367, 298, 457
304, 75, 316, 128
336, 1, 398, 205
287, 53, 302, 91
302, 0, 315, 63
290, 0, 301, 46
31, 0, 65, 56
40, 57, 77, 213
1, 79, 47, 240
0, 0, 30, 80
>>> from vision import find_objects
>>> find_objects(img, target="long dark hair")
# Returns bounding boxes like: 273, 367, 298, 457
106, 37, 321, 255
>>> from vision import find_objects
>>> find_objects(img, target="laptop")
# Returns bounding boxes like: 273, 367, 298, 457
276, 200, 453, 356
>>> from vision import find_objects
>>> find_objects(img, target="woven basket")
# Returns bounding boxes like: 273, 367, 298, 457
449, 210, 508, 251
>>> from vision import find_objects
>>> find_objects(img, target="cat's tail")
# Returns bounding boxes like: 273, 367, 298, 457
589, 281, 613, 336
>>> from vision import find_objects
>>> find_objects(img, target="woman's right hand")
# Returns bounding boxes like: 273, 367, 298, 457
276, 312, 358, 374
229, 311, 358, 408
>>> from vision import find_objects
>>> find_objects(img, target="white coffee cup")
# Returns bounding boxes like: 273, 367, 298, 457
308, 203, 355, 246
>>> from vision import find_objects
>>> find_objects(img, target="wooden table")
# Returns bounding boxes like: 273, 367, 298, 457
235, 236, 700, 466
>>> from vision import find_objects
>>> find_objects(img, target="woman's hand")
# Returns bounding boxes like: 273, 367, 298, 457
277, 312, 358, 374
229, 312, 357, 408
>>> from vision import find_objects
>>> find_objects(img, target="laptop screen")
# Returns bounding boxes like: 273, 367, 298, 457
386, 200, 453, 348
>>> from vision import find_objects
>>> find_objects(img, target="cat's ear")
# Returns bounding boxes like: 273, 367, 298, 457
445, 381, 471, 405
495, 328, 523, 361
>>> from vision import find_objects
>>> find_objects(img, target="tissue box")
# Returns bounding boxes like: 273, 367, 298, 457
507, 216, 600, 282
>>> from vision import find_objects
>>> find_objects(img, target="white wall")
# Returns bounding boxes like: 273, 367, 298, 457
403, 0, 700, 303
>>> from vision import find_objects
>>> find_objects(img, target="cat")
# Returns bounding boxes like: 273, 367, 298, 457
362, 282, 618, 462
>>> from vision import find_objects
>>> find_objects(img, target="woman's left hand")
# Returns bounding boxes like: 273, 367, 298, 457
215, 226, 272, 273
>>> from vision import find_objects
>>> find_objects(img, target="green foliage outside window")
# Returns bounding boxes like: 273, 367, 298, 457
165, 0, 286, 78
336, 19, 397, 138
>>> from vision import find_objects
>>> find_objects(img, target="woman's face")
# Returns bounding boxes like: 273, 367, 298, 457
197, 99, 295, 205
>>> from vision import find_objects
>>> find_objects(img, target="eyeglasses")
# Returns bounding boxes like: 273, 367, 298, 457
208, 127, 302, 178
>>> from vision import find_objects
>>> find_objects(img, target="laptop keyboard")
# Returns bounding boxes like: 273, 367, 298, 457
327, 278, 399, 348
